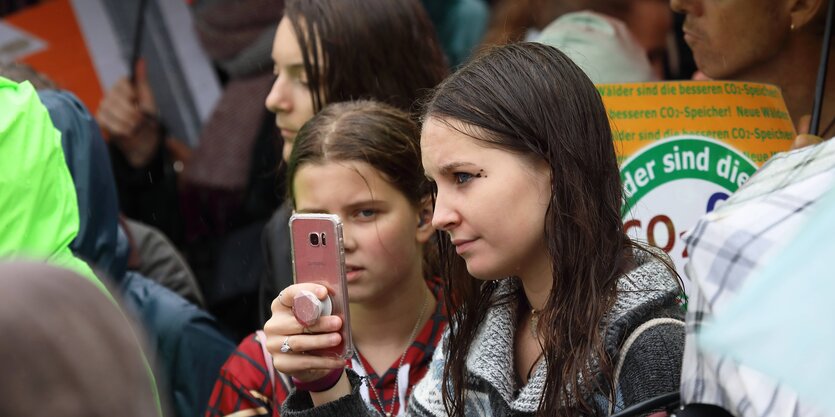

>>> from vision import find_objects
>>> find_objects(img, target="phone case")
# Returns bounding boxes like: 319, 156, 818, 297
289, 213, 353, 359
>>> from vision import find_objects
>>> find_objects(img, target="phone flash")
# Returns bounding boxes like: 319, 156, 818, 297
293, 290, 333, 327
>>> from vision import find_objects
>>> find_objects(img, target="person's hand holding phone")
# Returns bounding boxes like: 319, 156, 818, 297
264, 283, 346, 383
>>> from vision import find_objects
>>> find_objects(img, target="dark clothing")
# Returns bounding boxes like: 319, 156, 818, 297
41, 89, 236, 417
109, 134, 183, 246
123, 217, 206, 308
259, 200, 294, 324
120, 268, 235, 417
38, 90, 122, 280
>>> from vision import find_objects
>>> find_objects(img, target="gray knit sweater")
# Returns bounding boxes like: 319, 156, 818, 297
281, 248, 684, 417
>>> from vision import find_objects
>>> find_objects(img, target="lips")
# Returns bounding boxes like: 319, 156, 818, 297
279, 127, 297, 139
451, 238, 477, 255
345, 264, 364, 281
681, 24, 704, 45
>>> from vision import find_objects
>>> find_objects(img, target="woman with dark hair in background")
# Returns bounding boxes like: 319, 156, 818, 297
266, 43, 685, 417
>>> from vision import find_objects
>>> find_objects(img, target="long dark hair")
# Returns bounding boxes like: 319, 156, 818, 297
283, 0, 448, 116
424, 42, 631, 417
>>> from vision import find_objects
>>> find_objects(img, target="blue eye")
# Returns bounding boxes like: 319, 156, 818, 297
454, 172, 474, 184
356, 209, 377, 220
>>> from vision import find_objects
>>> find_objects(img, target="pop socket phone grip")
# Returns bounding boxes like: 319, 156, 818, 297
293, 290, 333, 327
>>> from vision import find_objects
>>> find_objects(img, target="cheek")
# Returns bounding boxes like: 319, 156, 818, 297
358, 219, 416, 261
505, 185, 549, 244
295, 89, 316, 120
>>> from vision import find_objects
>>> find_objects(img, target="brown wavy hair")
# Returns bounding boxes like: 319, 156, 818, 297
283, 0, 448, 117
286, 100, 436, 278
423, 42, 633, 416
287, 100, 428, 207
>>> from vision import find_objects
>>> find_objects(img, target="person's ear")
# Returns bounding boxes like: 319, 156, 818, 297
416, 196, 435, 244
788, 0, 826, 32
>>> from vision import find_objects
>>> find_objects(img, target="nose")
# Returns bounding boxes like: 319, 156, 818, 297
430, 192, 461, 232
264, 74, 291, 114
341, 223, 357, 253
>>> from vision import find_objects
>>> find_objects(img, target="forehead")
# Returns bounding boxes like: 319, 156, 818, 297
272, 17, 303, 63
293, 161, 400, 207
421, 118, 505, 170
421, 119, 468, 167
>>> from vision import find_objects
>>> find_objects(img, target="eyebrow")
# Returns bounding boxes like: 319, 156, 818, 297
296, 208, 328, 214
425, 161, 475, 181
272, 61, 305, 72
346, 198, 382, 208
440, 162, 476, 175
296, 200, 385, 214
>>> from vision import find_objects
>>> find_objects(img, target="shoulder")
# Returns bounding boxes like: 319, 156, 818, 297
207, 335, 275, 417
603, 246, 685, 410
612, 317, 685, 409
409, 332, 451, 417
220, 334, 275, 389
264, 201, 293, 235
606, 245, 683, 345
603, 245, 684, 371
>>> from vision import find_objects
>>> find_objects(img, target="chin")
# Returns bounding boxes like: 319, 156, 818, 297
465, 263, 506, 281
694, 54, 736, 81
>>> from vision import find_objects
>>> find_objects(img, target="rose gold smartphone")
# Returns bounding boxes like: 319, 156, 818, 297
289, 213, 353, 359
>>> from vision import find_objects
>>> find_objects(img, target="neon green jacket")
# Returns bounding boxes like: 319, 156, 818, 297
0, 77, 105, 293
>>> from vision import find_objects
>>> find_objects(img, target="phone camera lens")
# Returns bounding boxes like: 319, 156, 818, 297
309, 232, 320, 246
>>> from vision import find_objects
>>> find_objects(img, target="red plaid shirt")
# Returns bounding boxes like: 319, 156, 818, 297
205, 278, 447, 417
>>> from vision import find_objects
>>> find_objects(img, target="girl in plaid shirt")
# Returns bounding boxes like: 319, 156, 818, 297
206, 101, 448, 417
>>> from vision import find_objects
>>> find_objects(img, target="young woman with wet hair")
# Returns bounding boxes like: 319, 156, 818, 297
267, 0, 447, 162
266, 42, 684, 417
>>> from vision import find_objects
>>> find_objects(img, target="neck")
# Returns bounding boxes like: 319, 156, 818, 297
514, 255, 551, 387
732, 32, 835, 134
516, 248, 553, 312
350, 269, 434, 351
